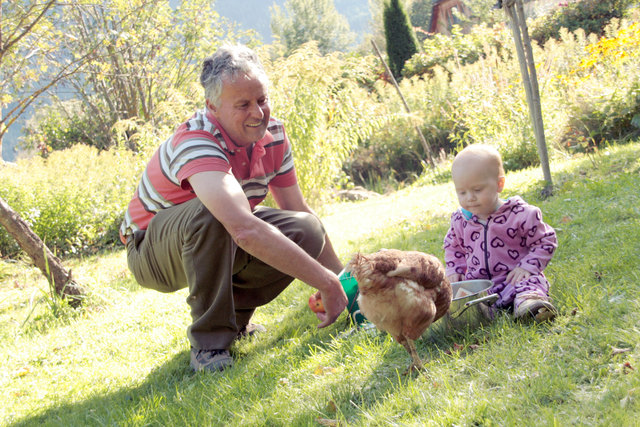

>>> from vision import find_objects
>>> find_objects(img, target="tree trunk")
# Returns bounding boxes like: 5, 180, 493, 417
0, 195, 83, 306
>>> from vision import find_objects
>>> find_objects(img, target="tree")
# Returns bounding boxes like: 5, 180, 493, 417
0, 0, 89, 156
368, 0, 419, 52
270, 0, 356, 56
38, 0, 243, 152
0, 0, 84, 303
383, 0, 419, 78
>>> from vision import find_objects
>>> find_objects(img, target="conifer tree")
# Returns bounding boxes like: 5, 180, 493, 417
383, 0, 419, 78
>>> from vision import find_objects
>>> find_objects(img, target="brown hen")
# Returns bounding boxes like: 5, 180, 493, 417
346, 249, 452, 372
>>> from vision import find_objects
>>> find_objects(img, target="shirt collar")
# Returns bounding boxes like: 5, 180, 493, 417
461, 198, 510, 221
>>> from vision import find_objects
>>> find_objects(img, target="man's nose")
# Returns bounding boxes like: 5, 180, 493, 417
249, 102, 264, 118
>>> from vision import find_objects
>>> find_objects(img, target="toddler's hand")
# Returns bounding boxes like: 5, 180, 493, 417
507, 267, 531, 285
447, 273, 463, 283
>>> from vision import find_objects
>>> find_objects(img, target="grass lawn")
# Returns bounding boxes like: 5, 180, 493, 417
1, 142, 639, 426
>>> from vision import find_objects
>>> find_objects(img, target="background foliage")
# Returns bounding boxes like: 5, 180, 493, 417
13, 0, 250, 154
270, 0, 356, 56
530, 0, 636, 46
264, 43, 387, 202
1, 0, 640, 259
0, 145, 143, 257
350, 6, 640, 185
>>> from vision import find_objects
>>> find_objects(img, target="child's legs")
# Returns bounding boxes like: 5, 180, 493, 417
513, 275, 551, 310
493, 274, 550, 310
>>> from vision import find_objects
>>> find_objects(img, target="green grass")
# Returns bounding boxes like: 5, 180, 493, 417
2, 143, 640, 426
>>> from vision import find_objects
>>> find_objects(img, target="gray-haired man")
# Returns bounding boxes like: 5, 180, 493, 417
120, 44, 347, 372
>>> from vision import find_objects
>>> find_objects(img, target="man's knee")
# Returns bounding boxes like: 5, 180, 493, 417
288, 212, 326, 259
183, 199, 232, 245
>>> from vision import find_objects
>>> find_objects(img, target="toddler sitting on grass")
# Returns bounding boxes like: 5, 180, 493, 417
443, 144, 558, 322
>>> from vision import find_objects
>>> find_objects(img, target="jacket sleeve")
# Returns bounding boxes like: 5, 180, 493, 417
517, 206, 557, 274
443, 212, 468, 277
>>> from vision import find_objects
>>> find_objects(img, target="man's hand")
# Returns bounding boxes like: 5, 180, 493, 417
314, 273, 348, 328
506, 267, 531, 285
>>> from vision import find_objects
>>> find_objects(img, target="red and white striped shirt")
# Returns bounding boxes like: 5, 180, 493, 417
120, 109, 297, 243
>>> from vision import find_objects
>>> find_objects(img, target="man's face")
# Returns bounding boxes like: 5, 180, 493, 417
207, 73, 270, 147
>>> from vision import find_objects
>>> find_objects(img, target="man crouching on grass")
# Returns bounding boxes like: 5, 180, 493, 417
119, 44, 347, 372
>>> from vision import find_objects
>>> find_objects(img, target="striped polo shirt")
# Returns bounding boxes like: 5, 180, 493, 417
119, 108, 297, 243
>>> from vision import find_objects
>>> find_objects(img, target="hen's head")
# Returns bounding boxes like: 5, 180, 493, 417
345, 252, 376, 280
345, 252, 396, 292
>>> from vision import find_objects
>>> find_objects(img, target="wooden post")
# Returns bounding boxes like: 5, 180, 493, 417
503, 0, 553, 193
371, 40, 436, 167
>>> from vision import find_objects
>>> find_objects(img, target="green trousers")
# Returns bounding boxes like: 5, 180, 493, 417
126, 197, 326, 350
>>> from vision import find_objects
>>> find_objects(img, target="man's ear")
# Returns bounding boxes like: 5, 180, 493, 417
205, 99, 217, 114
497, 176, 506, 193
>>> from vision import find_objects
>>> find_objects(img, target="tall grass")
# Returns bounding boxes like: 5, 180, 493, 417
264, 43, 389, 204
353, 13, 640, 185
0, 145, 144, 257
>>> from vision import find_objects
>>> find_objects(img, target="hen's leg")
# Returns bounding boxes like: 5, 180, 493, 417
401, 338, 424, 372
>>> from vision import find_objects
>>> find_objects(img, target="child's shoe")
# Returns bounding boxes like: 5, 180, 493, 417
514, 298, 557, 323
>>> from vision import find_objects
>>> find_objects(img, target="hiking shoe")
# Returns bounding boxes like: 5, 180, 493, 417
514, 298, 557, 323
236, 323, 266, 339
190, 348, 233, 372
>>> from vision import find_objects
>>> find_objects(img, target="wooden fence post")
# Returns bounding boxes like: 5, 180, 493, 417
371, 40, 436, 168
503, 0, 553, 193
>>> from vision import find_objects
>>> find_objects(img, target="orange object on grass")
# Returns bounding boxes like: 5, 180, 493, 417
308, 293, 325, 313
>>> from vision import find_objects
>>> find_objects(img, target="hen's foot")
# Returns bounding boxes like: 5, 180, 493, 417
404, 361, 426, 376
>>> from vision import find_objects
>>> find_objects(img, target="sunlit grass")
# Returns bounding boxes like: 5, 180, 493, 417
1, 142, 640, 426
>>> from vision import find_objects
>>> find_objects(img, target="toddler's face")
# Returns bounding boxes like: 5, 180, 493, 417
452, 166, 504, 220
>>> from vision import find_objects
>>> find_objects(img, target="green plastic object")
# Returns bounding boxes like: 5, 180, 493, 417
338, 269, 367, 325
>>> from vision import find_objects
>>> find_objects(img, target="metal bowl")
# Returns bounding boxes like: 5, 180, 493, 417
441, 279, 497, 331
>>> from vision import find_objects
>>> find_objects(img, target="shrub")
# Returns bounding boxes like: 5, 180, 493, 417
403, 23, 510, 78
265, 43, 387, 205
23, 83, 202, 157
530, 0, 635, 46
552, 20, 640, 152
21, 99, 112, 156
343, 119, 426, 188
345, 63, 461, 187
0, 145, 145, 258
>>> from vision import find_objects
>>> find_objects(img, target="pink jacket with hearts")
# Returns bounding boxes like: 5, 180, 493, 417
443, 196, 557, 285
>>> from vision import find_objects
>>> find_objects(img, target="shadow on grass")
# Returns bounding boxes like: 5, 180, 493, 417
11, 303, 457, 425
12, 288, 475, 426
